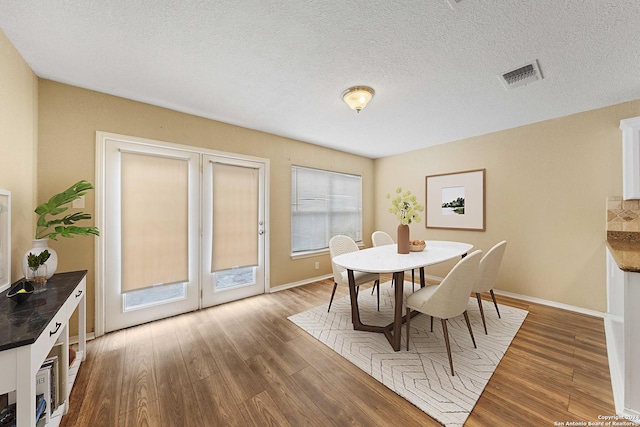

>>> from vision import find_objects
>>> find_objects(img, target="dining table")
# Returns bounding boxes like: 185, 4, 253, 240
332, 240, 473, 351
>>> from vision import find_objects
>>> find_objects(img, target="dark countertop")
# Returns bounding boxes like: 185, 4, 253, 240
0, 270, 87, 352
607, 231, 640, 273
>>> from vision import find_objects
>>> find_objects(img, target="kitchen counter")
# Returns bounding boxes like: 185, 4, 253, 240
606, 231, 640, 273
605, 233, 640, 420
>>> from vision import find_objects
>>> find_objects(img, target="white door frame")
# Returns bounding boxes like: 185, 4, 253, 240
95, 131, 270, 337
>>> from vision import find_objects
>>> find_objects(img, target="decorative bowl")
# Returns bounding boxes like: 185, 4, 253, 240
409, 240, 426, 252
7, 279, 35, 304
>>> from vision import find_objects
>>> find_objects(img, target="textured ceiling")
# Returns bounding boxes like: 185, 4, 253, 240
1, 1, 639, 158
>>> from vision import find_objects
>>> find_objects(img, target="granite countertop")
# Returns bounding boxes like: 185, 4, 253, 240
0, 270, 87, 352
607, 231, 640, 273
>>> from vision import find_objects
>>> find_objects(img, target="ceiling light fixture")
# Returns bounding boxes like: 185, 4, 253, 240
342, 86, 375, 113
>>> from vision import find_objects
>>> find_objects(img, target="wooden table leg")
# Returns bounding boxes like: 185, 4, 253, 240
347, 269, 362, 327
392, 270, 405, 351
349, 268, 410, 351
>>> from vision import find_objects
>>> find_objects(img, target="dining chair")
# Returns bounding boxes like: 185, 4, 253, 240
405, 250, 482, 376
371, 230, 416, 291
371, 230, 394, 247
472, 240, 507, 334
328, 235, 381, 312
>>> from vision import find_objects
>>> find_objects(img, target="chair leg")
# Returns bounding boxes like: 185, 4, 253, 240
490, 289, 501, 318
441, 319, 455, 376
376, 280, 380, 311
327, 283, 338, 313
411, 269, 415, 292
463, 311, 477, 348
406, 307, 411, 351
430, 315, 434, 332
476, 292, 488, 335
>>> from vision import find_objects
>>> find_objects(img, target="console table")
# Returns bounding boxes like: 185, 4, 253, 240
0, 270, 87, 427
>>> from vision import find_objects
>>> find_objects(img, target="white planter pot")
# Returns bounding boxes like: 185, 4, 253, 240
22, 238, 58, 279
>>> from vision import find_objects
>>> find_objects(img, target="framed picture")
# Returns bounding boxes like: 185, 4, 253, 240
425, 169, 485, 231
0, 189, 11, 292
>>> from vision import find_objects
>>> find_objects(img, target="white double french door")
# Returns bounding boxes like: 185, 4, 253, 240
98, 133, 267, 333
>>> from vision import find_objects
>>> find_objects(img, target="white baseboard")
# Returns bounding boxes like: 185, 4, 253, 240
270, 274, 333, 293
493, 289, 605, 318
69, 332, 96, 345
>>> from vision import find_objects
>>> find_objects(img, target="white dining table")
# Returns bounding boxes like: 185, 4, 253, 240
332, 240, 473, 351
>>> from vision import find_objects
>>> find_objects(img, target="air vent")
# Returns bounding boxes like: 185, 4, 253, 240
499, 60, 543, 90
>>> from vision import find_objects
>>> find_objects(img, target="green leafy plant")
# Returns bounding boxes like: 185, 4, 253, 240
386, 187, 424, 225
35, 180, 100, 240
27, 249, 50, 269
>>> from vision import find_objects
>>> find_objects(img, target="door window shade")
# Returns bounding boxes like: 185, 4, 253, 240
211, 162, 259, 272
121, 152, 189, 292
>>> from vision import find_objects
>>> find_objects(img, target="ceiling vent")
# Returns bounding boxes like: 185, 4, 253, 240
499, 60, 543, 90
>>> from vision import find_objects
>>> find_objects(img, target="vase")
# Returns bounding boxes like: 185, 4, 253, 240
27, 264, 47, 293
22, 238, 58, 279
397, 224, 410, 254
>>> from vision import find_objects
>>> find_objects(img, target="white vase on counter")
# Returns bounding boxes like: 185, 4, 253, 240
22, 238, 58, 279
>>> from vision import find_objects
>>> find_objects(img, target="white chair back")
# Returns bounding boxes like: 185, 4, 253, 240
415, 250, 482, 319
473, 241, 507, 293
372, 231, 394, 247
329, 235, 359, 286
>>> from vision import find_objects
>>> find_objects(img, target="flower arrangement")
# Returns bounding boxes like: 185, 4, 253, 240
386, 187, 424, 225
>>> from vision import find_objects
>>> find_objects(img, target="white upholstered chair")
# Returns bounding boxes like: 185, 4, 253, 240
371, 230, 394, 247
328, 235, 380, 312
405, 250, 482, 376
472, 240, 507, 334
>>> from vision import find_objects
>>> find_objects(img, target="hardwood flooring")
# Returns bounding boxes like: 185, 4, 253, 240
61, 277, 615, 426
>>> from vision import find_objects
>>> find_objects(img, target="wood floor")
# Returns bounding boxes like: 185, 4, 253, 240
61, 277, 615, 427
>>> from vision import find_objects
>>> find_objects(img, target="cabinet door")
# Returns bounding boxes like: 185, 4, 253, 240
620, 116, 640, 200
606, 247, 624, 317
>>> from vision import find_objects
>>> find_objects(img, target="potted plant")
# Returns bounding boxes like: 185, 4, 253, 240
26, 249, 50, 293
22, 180, 100, 278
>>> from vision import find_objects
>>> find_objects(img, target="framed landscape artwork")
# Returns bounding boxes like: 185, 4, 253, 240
425, 169, 485, 231
0, 189, 10, 292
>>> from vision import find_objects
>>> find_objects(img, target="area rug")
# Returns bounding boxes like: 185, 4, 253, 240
288, 281, 528, 427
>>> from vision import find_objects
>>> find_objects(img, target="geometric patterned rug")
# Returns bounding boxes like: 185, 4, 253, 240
288, 281, 528, 427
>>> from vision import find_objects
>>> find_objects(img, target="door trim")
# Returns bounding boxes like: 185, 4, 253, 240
95, 131, 270, 337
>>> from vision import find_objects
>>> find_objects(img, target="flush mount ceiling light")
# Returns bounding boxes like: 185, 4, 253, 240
342, 86, 375, 113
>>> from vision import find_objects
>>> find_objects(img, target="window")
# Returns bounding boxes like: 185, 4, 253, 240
291, 166, 362, 253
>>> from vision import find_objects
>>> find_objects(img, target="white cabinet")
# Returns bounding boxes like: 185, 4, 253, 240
605, 247, 640, 421
620, 116, 640, 200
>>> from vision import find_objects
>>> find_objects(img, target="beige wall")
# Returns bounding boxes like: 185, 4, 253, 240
375, 100, 640, 312
0, 30, 38, 284
37, 80, 375, 333
6, 27, 640, 323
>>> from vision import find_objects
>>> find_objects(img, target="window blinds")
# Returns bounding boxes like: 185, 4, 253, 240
291, 166, 362, 253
